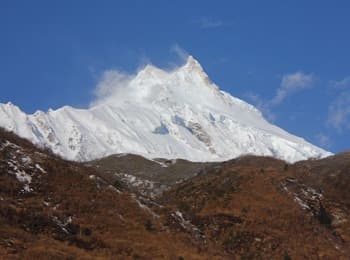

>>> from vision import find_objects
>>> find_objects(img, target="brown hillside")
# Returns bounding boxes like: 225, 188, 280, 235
162, 155, 350, 259
1, 128, 349, 259
0, 128, 223, 259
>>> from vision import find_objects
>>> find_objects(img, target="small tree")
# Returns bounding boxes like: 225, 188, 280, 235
145, 220, 153, 231
284, 251, 292, 260
113, 179, 123, 190
318, 202, 332, 226
224, 229, 235, 251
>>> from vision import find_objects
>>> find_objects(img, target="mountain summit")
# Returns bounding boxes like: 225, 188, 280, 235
0, 56, 331, 162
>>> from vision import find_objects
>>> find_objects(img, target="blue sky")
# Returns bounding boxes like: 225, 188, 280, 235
1, 0, 350, 153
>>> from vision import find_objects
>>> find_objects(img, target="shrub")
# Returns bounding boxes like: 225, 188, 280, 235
177, 201, 191, 212
318, 202, 332, 226
284, 251, 292, 260
145, 220, 153, 231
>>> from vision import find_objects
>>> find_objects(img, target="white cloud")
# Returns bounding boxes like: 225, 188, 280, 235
329, 76, 350, 89
327, 76, 350, 131
327, 90, 350, 131
247, 71, 314, 121
199, 17, 223, 29
315, 133, 331, 148
193, 17, 233, 29
271, 72, 315, 105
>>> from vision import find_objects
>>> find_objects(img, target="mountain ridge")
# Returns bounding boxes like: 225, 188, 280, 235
0, 56, 331, 162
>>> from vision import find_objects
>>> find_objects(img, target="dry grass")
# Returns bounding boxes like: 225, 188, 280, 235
1, 128, 349, 259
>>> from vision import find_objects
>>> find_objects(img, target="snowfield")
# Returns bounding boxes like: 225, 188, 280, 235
0, 56, 331, 162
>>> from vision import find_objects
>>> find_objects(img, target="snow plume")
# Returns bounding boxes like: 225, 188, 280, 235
171, 44, 189, 63
245, 92, 276, 122
90, 64, 173, 107
91, 48, 192, 107
90, 70, 134, 107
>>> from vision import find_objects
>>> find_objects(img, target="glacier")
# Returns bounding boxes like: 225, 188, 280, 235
0, 56, 331, 162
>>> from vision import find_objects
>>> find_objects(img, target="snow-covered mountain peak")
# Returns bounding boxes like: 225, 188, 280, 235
1, 102, 22, 115
178, 55, 214, 88
95, 56, 220, 108
0, 55, 332, 163
132, 55, 213, 89
183, 55, 204, 71
136, 64, 166, 79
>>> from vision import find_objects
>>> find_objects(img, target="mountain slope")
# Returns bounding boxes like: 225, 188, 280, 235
86, 154, 217, 198
0, 56, 331, 162
0, 128, 220, 259
1, 128, 349, 258
161, 155, 350, 258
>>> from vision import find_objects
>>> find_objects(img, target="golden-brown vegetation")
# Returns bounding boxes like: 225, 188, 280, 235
0, 128, 349, 259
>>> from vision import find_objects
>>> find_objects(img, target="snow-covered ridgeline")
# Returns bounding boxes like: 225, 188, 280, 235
0, 56, 331, 163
